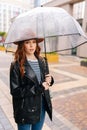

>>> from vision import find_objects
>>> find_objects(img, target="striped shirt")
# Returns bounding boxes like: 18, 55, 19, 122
28, 59, 41, 84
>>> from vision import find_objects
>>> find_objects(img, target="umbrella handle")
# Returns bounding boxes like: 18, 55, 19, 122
44, 57, 49, 74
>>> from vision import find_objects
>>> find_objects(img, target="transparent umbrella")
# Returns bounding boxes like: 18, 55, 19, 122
5, 7, 87, 46
5, 7, 87, 72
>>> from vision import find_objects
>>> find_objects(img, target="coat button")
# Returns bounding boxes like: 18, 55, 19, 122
22, 118, 25, 123
32, 109, 34, 112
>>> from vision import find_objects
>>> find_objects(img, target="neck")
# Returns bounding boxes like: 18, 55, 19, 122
26, 54, 36, 60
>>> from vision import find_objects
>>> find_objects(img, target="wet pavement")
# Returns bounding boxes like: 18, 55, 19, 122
0, 51, 87, 130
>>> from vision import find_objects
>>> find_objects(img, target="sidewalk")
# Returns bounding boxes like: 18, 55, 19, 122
49, 56, 87, 130
0, 53, 87, 130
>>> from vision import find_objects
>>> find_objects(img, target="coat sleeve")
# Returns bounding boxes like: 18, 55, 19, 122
41, 57, 54, 86
10, 62, 25, 98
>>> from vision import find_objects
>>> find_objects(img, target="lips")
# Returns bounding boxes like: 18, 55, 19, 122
29, 49, 34, 51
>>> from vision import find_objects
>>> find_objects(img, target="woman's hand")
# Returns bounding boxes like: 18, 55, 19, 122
45, 74, 52, 86
42, 74, 53, 90
42, 82, 49, 90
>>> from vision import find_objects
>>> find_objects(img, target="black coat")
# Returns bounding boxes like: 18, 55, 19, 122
10, 57, 54, 124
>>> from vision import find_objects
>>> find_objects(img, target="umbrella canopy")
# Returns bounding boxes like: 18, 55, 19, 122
5, 7, 87, 51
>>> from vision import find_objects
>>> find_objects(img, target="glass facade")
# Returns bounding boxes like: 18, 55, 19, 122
34, 0, 52, 6
40, 0, 52, 5
0, 2, 30, 32
73, 1, 85, 19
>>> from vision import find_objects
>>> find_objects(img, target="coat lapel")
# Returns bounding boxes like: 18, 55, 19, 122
24, 60, 40, 85
38, 58, 45, 82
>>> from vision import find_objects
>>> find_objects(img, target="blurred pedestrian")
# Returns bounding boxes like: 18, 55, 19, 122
10, 38, 54, 130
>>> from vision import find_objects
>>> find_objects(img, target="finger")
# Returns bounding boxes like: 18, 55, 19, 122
46, 77, 51, 82
45, 74, 51, 77
42, 82, 49, 90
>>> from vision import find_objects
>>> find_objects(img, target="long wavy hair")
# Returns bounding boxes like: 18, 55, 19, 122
14, 40, 41, 77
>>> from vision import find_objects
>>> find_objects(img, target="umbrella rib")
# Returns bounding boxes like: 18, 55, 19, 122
50, 41, 87, 52
44, 33, 80, 38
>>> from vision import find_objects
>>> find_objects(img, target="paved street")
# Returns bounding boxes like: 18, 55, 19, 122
0, 51, 87, 130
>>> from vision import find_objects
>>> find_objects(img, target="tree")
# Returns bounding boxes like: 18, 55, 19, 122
0, 32, 7, 43
0, 32, 6, 36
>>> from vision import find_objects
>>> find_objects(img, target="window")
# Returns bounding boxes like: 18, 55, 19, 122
73, 1, 85, 19
85, 22, 87, 32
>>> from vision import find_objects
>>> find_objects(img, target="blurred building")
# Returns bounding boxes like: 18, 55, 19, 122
34, 0, 40, 7
39, 0, 87, 58
0, 0, 34, 32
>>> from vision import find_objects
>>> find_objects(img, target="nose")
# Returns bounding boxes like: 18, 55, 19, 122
29, 41, 33, 46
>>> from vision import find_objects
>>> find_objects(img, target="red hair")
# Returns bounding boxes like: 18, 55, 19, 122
14, 40, 41, 77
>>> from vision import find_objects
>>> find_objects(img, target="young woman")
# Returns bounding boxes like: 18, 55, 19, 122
10, 38, 54, 130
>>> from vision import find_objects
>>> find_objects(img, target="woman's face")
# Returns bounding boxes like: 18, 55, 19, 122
24, 39, 37, 55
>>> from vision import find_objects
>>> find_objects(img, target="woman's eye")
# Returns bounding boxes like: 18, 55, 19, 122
25, 41, 30, 44
33, 40, 36, 43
